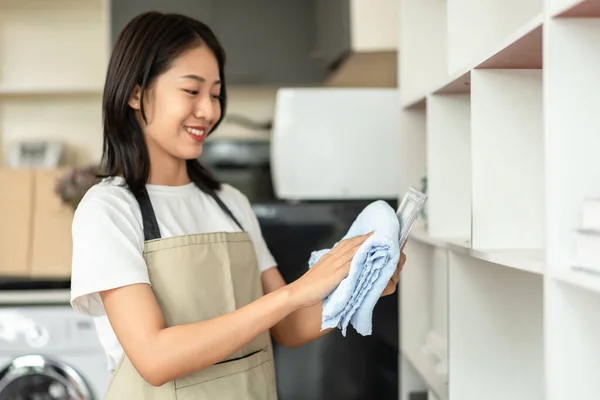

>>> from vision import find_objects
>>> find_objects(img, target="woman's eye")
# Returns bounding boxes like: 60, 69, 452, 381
211, 94, 222, 100
183, 89, 198, 95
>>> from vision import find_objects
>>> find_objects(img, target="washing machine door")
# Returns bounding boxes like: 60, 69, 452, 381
0, 355, 94, 400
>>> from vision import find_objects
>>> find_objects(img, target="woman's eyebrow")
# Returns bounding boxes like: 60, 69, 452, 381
180, 74, 221, 84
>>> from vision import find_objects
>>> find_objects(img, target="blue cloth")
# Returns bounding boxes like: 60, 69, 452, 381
308, 200, 400, 336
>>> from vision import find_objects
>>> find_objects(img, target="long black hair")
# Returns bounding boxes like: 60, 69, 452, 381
100, 11, 226, 196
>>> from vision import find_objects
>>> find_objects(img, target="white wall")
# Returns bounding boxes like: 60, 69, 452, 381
350, 0, 400, 51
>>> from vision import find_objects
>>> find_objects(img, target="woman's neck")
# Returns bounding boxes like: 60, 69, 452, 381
147, 153, 190, 186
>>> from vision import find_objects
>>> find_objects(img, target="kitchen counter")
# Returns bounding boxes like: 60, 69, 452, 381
0, 289, 71, 305
0, 277, 71, 305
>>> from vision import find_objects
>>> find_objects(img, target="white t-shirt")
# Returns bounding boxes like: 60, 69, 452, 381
70, 177, 277, 370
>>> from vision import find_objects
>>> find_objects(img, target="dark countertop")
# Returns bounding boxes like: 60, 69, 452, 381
0, 277, 71, 305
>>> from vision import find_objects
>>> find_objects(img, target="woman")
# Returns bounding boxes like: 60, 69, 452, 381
70, 11, 406, 399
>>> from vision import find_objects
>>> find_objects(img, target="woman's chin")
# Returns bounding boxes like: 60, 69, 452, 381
176, 144, 203, 161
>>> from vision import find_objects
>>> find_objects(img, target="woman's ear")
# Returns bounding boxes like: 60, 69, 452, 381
128, 85, 142, 110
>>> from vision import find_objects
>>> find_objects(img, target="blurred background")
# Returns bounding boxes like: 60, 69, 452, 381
0, 1, 406, 400
2, 0, 595, 400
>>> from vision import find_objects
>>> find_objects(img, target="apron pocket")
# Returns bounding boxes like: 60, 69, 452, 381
175, 347, 271, 390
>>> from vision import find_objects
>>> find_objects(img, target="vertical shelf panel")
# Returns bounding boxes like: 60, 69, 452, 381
449, 252, 544, 400
545, 19, 600, 278
401, 241, 434, 354
400, 0, 447, 106
426, 93, 471, 240
399, 106, 427, 197
401, 241, 448, 399
471, 69, 544, 250
546, 281, 600, 400
447, 0, 542, 74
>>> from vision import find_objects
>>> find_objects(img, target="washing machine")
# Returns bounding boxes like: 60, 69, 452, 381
0, 304, 111, 399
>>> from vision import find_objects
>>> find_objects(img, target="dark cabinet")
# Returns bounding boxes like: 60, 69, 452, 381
210, 0, 327, 85
109, 0, 351, 85
313, 0, 351, 70
110, 0, 214, 44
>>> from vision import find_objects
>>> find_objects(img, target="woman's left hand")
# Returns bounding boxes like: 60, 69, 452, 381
380, 248, 406, 297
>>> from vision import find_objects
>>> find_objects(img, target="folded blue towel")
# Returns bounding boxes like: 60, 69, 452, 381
308, 200, 400, 336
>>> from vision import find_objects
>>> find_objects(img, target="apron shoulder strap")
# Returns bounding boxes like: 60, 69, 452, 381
135, 188, 162, 241
134, 184, 245, 242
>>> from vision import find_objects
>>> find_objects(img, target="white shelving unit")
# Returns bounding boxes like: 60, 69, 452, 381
0, 0, 110, 166
399, 0, 600, 399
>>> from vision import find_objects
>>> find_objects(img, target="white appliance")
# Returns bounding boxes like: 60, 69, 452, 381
271, 88, 401, 200
0, 305, 110, 399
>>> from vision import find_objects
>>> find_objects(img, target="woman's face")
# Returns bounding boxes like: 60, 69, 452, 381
129, 44, 222, 162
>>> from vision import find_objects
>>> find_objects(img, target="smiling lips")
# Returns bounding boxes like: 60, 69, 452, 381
185, 126, 206, 142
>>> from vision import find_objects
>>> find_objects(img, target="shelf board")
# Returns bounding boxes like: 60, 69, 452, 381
469, 249, 544, 274
553, 0, 600, 17
552, 267, 600, 294
477, 14, 543, 69
403, 93, 427, 109
434, 71, 471, 95
402, 348, 449, 400
0, 86, 103, 97
410, 226, 449, 247
431, 14, 543, 97
409, 227, 544, 274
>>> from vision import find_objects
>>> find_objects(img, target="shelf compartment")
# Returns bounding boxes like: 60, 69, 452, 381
432, 12, 542, 97
400, 0, 448, 108
551, 0, 600, 17
402, 348, 448, 400
449, 252, 544, 400
545, 279, 600, 399
401, 240, 448, 398
426, 93, 472, 240
0, 98, 103, 166
410, 227, 544, 274
0, 0, 108, 92
447, 0, 543, 75
471, 69, 544, 250
545, 19, 600, 277
400, 106, 427, 198
552, 267, 600, 294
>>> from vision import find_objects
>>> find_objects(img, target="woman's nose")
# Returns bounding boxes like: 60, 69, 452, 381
194, 95, 218, 123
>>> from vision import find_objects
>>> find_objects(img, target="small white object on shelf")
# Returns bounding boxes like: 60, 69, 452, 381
574, 229, 600, 273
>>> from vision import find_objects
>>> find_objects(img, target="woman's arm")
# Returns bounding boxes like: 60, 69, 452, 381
262, 269, 332, 348
100, 282, 296, 387
266, 250, 406, 348
100, 233, 370, 387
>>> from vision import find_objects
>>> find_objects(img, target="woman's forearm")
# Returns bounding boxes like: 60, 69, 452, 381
261, 268, 334, 348
151, 287, 296, 385
102, 283, 299, 387
271, 301, 333, 348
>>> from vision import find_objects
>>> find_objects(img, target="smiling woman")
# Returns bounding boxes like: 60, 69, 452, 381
69, 10, 405, 400
100, 13, 227, 195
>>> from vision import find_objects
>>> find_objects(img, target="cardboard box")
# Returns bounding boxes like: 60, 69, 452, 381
29, 168, 74, 278
0, 169, 35, 276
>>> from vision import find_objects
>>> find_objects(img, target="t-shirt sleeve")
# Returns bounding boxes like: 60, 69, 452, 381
70, 187, 150, 317
226, 188, 277, 273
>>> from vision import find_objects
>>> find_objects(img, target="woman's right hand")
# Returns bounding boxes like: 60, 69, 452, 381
288, 232, 373, 308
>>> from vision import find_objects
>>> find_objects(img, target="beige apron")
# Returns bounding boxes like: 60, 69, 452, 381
103, 187, 278, 400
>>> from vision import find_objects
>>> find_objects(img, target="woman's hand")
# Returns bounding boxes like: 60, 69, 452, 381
288, 233, 373, 309
380, 246, 407, 297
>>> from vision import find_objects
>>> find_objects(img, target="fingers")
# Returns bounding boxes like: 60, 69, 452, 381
398, 252, 406, 270
341, 232, 373, 249
328, 232, 374, 262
